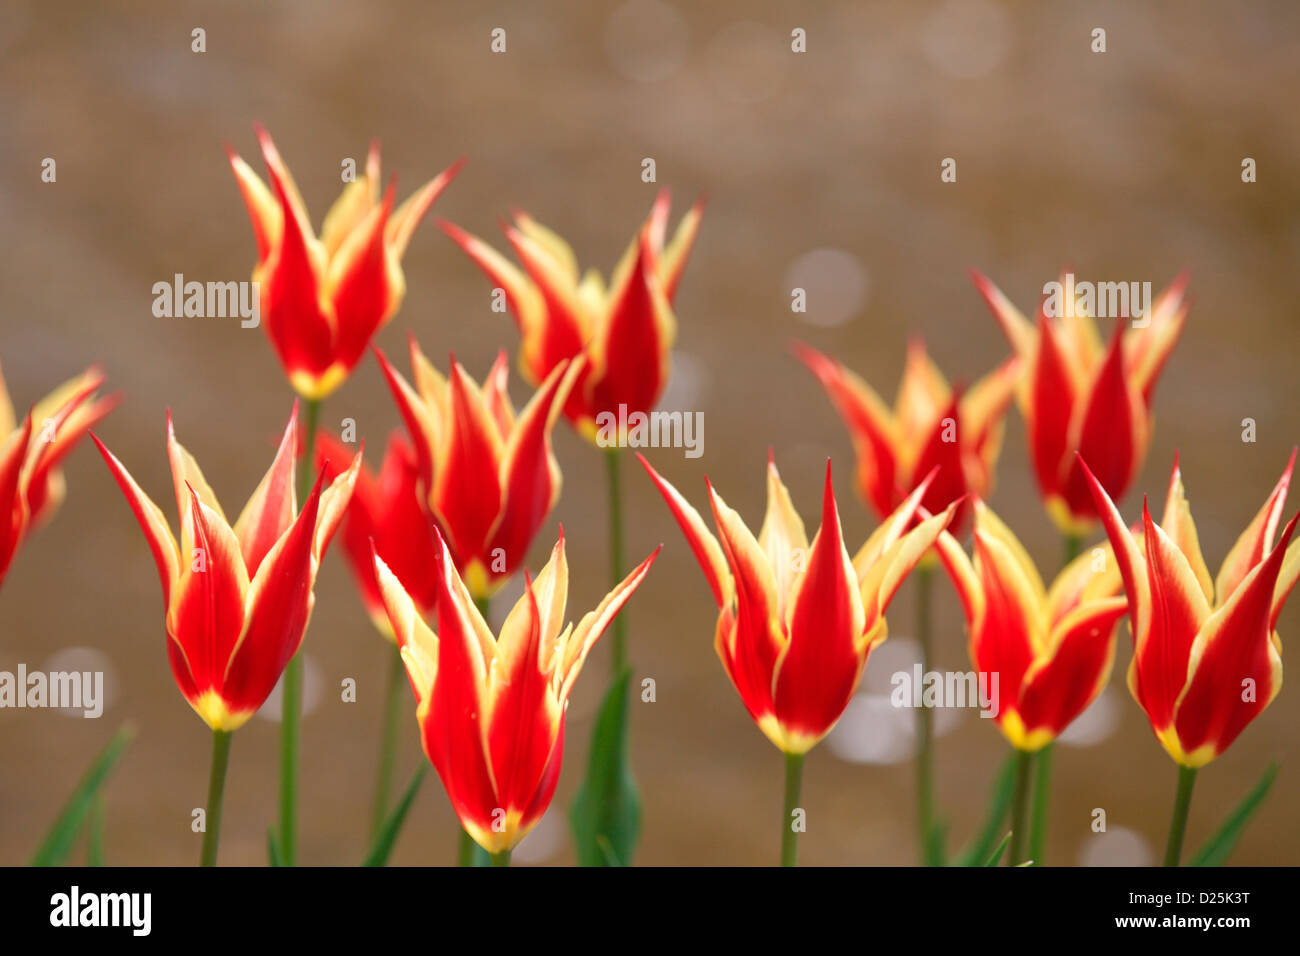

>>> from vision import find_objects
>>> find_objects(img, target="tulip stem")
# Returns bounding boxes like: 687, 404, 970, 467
1026, 531, 1082, 868
371, 642, 406, 839
914, 562, 938, 864
279, 395, 321, 866
491, 849, 512, 867
781, 752, 804, 867
1163, 765, 1198, 866
1028, 743, 1053, 865
604, 448, 628, 674
200, 730, 232, 867
1008, 748, 1033, 865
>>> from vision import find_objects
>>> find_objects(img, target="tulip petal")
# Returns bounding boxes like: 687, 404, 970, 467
227, 148, 279, 262
483, 360, 577, 583
557, 547, 659, 703
386, 158, 464, 260
91, 433, 181, 603
1016, 597, 1126, 741
969, 270, 1037, 359
1136, 504, 1213, 733
771, 461, 866, 749
166, 411, 226, 524
793, 343, 901, 518
232, 404, 298, 575
373, 550, 438, 702
968, 523, 1044, 700
1172, 513, 1297, 765
1215, 448, 1295, 605
431, 360, 504, 567
1028, 311, 1081, 502
659, 196, 705, 302
757, 455, 809, 622
168, 487, 250, 712
1159, 454, 1214, 604
895, 339, 951, 440
374, 345, 438, 491
325, 183, 401, 374
638, 453, 731, 607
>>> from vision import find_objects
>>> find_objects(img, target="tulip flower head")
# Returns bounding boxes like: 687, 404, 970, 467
317, 430, 437, 639
932, 500, 1128, 751
93, 404, 360, 731
374, 527, 658, 855
229, 126, 461, 400
375, 337, 581, 600
794, 341, 1019, 535
641, 454, 956, 755
1085, 451, 1300, 768
440, 189, 703, 437
1, 360, 116, 588
971, 270, 1189, 535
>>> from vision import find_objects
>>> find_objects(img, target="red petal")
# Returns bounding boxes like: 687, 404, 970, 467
1015, 599, 1126, 738
1027, 311, 1078, 504
772, 461, 865, 745
432, 360, 504, 568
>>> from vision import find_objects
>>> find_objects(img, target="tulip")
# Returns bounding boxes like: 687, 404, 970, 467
229, 126, 461, 401
932, 499, 1128, 864
1, 361, 116, 588
1084, 451, 1300, 864
375, 338, 581, 601
971, 270, 1189, 536
640, 453, 955, 864
316, 430, 436, 638
794, 340, 1019, 535
439, 189, 702, 437
374, 526, 659, 862
92, 404, 359, 865
794, 339, 1017, 863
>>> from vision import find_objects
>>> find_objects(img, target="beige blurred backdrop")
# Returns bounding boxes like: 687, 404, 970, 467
2, 0, 1299, 865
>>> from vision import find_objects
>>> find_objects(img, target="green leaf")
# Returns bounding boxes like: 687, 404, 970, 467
86, 796, 105, 866
363, 767, 427, 867
955, 752, 1016, 867
30, 724, 133, 866
982, 831, 1012, 867
267, 828, 284, 867
925, 820, 948, 867
1189, 762, 1279, 867
569, 669, 640, 867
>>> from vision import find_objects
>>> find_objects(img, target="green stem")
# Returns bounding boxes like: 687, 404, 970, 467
491, 849, 512, 867
1025, 532, 1082, 868
370, 642, 406, 839
1028, 743, 1053, 865
279, 396, 321, 866
781, 752, 805, 867
1008, 748, 1033, 866
605, 448, 627, 674
914, 563, 936, 864
1163, 765, 1198, 867
200, 730, 233, 867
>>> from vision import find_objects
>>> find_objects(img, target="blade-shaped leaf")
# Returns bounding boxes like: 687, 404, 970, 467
30, 724, 133, 866
1189, 762, 1279, 867
267, 827, 284, 867
363, 767, 427, 867
955, 752, 1016, 866
982, 831, 1012, 867
86, 796, 105, 866
569, 669, 640, 867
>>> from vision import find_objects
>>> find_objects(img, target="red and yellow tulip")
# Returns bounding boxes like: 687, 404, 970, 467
317, 430, 437, 638
1085, 451, 1300, 767
374, 526, 658, 855
1, 361, 116, 587
641, 454, 956, 754
375, 337, 581, 599
932, 500, 1128, 750
972, 270, 1189, 534
92, 404, 360, 731
229, 126, 461, 400
794, 341, 1019, 535
439, 190, 703, 437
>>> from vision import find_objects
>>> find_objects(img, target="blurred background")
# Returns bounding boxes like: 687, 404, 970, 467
2, 0, 1299, 865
